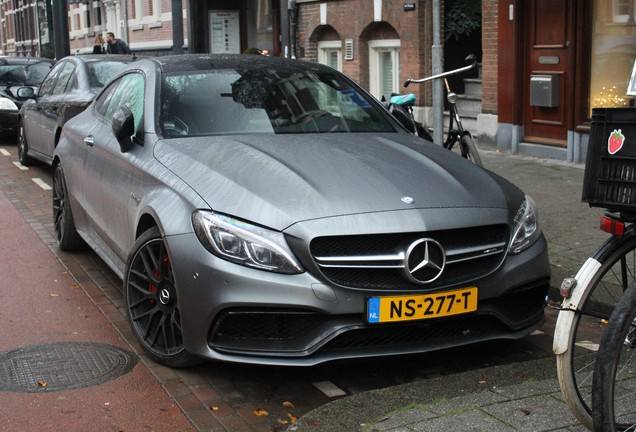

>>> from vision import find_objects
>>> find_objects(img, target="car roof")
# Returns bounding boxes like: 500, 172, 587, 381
147, 54, 334, 75
0, 56, 55, 66
60, 54, 138, 64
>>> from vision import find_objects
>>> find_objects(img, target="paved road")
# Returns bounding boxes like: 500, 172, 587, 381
0, 141, 601, 431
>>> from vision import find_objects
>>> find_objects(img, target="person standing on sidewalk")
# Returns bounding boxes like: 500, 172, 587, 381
105, 32, 131, 55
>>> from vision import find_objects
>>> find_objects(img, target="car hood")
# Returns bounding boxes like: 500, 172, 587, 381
154, 133, 519, 230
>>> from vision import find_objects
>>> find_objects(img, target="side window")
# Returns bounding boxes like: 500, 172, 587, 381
52, 62, 76, 95
95, 80, 119, 116
101, 73, 145, 132
38, 62, 65, 96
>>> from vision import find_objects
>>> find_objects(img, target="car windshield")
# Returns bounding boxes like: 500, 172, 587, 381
160, 67, 395, 137
0, 63, 51, 86
87, 61, 130, 88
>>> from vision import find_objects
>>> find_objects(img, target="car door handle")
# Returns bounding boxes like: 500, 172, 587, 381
83, 135, 94, 147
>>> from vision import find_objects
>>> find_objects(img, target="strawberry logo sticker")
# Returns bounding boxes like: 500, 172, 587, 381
608, 129, 626, 155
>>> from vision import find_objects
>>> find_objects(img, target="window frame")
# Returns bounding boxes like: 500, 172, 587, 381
318, 41, 342, 72
368, 39, 401, 99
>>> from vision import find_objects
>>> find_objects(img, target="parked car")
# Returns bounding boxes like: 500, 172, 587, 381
17, 54, 135, 165
53, 54, 551, 367
0, 56, 54, 138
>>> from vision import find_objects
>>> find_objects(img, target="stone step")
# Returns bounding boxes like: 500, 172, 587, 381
455, 94, 482, 114
463, 78, 482, 97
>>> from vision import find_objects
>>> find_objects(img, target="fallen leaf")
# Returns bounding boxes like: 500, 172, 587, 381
520, 408, 531, 416
210, 406, 219, 411
37, 380, 47, 388
253, 408, 269, 417
287, 413, 297, 423
282, 401, 295, 408
479, 380, 487, 384
49, 293, 59, 297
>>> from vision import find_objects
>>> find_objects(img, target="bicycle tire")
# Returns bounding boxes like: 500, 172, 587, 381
443, 133, 482, 167
459, 134, 482, 167
592, 278, 636, 431
554, 226, 636, 430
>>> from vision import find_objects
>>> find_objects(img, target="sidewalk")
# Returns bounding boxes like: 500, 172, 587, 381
0, 178, 195, 431
290, 149, 601, 432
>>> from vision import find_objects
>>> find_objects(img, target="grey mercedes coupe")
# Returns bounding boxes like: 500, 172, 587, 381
53, 54, 550, 367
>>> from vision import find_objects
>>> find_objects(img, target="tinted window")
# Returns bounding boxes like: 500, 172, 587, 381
160, 67, 394, 137
99, 73, 145, 132
0, 62, 51, 86
87, 61, 129, 88
38, 63, 64, 96
52, 62, 76, 94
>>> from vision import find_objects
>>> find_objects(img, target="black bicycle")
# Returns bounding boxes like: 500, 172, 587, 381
395, 54, 482, 167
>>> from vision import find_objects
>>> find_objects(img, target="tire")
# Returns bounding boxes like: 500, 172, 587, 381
555, 227, 636, 429
459, 134, 482, 167
593, 279, 636, 431
124, 227, 200, 367
52, 164, 85, 251
17, 120, 33, 166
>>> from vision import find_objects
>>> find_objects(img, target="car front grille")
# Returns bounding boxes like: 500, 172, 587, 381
207, 279, 548, 358
309, 225, 509, 290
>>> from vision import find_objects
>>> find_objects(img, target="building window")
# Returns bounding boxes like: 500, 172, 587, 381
590, 0, 636, 111
318, 41, 341, 71
368, 39, 400, 99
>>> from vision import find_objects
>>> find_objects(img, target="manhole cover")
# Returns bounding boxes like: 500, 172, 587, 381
0, 342, 138, 392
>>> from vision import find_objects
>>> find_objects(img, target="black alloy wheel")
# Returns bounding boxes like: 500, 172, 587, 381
17, 121, 32, 166
52, 164, 84, 250
124, 227, 199, 367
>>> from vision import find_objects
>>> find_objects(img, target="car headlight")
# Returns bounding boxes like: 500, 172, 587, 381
0, 97, 18, 111
509, 195, 541, 254
192, 210, 304, 274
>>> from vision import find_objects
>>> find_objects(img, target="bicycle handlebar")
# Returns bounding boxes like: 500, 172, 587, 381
404, 54, 477, 88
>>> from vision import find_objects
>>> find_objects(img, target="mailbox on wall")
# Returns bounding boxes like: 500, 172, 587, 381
530, 74, 559, 107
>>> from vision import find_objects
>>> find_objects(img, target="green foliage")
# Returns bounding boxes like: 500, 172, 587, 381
40, 45, 55, 59
445, 0, 481, 41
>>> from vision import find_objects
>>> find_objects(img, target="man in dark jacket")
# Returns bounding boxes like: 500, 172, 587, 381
105, 32, 131, 54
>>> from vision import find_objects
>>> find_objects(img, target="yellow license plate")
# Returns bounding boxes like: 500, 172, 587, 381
367, 287, 478, 323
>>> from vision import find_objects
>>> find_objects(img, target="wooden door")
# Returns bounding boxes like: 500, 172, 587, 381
523, 0, 574, 147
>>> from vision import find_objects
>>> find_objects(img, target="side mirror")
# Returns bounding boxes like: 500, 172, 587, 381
16, 87, 35, 99
111, 105, 135, 153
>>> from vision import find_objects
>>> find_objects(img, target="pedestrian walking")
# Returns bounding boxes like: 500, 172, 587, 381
93, 34, 105, 54
105, 32, 131, 55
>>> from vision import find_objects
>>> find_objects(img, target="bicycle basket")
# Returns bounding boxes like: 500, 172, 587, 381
582, 107, 636, 211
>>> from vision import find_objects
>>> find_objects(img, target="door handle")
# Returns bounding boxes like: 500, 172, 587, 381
83, 135, 94, 147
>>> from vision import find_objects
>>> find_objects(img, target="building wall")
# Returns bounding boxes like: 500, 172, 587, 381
296, 0, 433, 106
67, 0, 187, 55
481, 0, 497, 115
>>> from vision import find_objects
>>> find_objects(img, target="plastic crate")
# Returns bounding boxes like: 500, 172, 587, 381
582, 107, 636, 211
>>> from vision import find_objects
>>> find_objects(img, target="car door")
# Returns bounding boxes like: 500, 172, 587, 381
35, 61, 76, 157
82, 72, 146, 263
21, 61, 62, 154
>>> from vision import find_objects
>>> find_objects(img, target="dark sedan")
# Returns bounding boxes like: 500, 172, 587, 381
53, 54, 550, 367
17, 54, 134, 165
0, 56, 53, 138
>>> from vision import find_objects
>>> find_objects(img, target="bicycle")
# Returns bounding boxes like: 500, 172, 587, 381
554, 106, 636, 430
592, 276, 636, 431
397, 53, 482, 167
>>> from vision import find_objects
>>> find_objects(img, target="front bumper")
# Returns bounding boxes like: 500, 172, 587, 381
0, 109, 19, 135
166, 231, 550, 366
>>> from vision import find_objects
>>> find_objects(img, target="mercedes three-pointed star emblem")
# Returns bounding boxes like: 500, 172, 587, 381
403, 238, 446, 284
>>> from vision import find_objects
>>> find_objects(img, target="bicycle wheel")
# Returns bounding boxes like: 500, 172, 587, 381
554, 227, 636, 430
444, 133, 482, 167
593, 279, 636, 431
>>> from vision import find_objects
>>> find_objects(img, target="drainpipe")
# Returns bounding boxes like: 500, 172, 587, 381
432, 0, 443, 146
120, 0, 129, 44
288, 0, 297, 59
